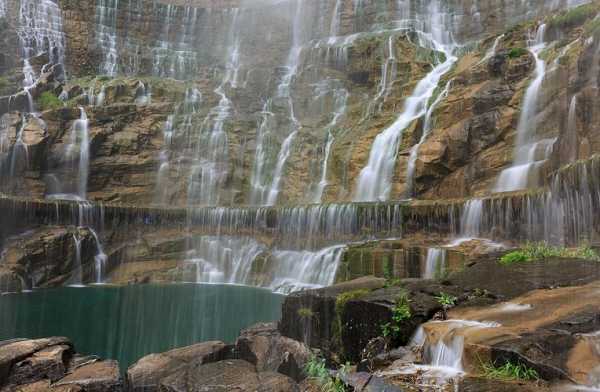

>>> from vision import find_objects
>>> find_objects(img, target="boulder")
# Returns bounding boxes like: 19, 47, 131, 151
158, 359, 298, 392
0, 337, 72, 383
126, 341, 228, 392
235, 322, 310, 382
54, 360, 122, 391
280, 277, 386, 351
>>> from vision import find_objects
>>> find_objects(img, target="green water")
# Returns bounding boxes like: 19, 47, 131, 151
0, 284, 284, 372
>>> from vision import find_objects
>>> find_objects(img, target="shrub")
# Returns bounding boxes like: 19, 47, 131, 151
435, 292, 457, 307
304, 355, 347, 392
508, 47, 528, 59
38, 91, 63, 111
481, 361, 539, 381
381, 292, 411, 339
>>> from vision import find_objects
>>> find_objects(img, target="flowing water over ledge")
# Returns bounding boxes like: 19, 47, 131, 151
0, 284, 283, 372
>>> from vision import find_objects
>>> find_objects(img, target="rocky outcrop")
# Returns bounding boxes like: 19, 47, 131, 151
126, 341, 228, 392
0, 226, 100, 293
0, 337, 122, 392
158, 359, 298, 392
235, 323, 311, 382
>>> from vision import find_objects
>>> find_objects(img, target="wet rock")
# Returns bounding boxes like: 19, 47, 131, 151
54, 360, 122, 391
126, 340, 228, 392
158, 359, 298, 392
5, 344, 71, 386
473, 82, 513, 115
459, 376, 548, 391
280, 277, 386, 352
0, 337, 72, 383
235, 322, 310, 382
0, 227, 100, 292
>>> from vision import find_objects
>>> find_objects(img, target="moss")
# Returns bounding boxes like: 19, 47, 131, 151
333, 289, 370, 350
38, 91, 63, 111
548, 3, 600, 31
297, 307, 315, 319
508, 47, 528, 59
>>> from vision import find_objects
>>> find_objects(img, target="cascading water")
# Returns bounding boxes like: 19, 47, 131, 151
249, 0, 305, 207
405, 79, 452, 197
187, 9, 240, 206
310, 81, 349, 203
495, 24, 550, 192
423, 247, 446, 279
95, 0, 119, 76
70, 233, 83, 287
89, 228, 108, 284
354, 1, 458, 201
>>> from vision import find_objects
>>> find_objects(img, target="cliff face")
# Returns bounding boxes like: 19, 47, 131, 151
1, 0, 597, 206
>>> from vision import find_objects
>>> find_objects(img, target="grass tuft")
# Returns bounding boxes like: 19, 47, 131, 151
481, 361, 539, 381
500, 242, 600, 265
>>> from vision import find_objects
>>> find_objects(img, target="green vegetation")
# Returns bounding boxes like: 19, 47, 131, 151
304, 355, 347, 392
500, 242, 600, 265
38, 91, 63, 111
548, 3, 600, 31
508, 47, 528, 59
435, 292, 457, 307
297, 307, 314, 319
0, 76, 10, 92
584, 17, 600, 37
383, 262, 401, 288
381, 292, 411, 339
333, 289, 369, 346
481, 361, 539, 381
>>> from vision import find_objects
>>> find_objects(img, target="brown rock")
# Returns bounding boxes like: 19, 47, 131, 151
235, 322, 310, 382
158, 359, 298, 392
54, 360, 122, 392
126, 341, 228, 392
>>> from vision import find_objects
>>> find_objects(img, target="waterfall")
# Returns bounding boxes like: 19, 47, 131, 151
89, 228, 108, 284
47, 108, 90, 200
405, 80, 452, 197
187, 9, 240, 206
457, 199, 483, 240
70, 233, 84, 287
354, 1, 458, 201
18, 0, 65, 66
423, 247, 446, 279
477, 34, 505, 65
250, 0, 305, 206
364, 35, 398, 119
95, 0, 119, 76
495, 24, 551, 192
268, 245, 344, 294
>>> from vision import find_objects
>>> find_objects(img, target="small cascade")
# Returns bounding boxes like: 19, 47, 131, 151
364, 35, 398, 118
134, 81, 151, 105
8, 115, 30, 180
268, 245, 344, 294
310, 82, 349, 203
423, 247, 446, 279
155, 87, 201, 205
405, 79, 452, 197
384, 320, 501, 387
15, 0, 66, 113
86, 85, 106, 107
70, 233, 84, 287
354, 2, 458, 201
0, 0, 6, 19
477, 34, 505, 65
95, 0, 119, 76
89, 228, 107, 284
48, 107, 90, 200
186, 236, 266, 285
458, 199, 483, 240
495, 24, 550, 192
18, 0, 66, 66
